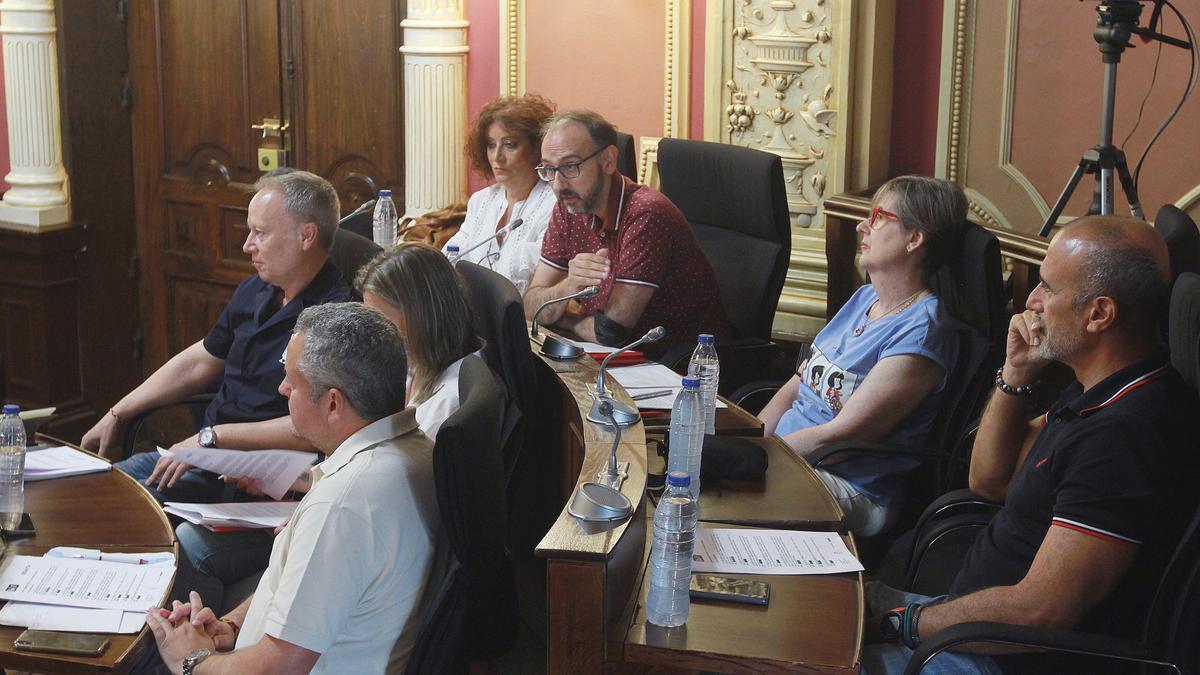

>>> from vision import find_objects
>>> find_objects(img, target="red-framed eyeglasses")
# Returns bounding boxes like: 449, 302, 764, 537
867, 206, 900, 230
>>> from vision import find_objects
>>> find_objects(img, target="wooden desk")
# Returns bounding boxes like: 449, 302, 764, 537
642, 399, 763, 437
619, 525, 862, 673
698, 436, 845, 532
0, 437, 176, 673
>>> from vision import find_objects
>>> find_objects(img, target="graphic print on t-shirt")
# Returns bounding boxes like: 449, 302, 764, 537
803, 345, 859, 414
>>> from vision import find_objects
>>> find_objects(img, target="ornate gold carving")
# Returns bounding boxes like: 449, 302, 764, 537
499, 0, 523, 96
663, 0, 691, 137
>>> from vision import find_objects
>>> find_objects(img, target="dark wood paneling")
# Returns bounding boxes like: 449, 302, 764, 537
219, 204, 250, 263
167, 276, 234, 355
289, 0, 404, 212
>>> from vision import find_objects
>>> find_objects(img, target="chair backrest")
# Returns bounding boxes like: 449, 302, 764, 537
930, 221, 1007, 346
615, 131, 638, 182
1143, 502, 1200, 671
656, 138, 791, 341
328, 227, 382, 292
1170, 272, 1200, 391
406, 355, 518, 672
454, 261, 537, 414
1155, 204, 1200, 282
338, 201, 375, 240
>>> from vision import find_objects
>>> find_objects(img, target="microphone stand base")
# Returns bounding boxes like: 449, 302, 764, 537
539, 335, 586, 361
587, 398, 641, 428
567, 482, 634, 522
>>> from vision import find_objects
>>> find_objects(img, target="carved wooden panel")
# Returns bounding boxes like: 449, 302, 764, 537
289, 0, 404, 214
166, 277, 235, 356
165, 200, 205, 256
219, 205, 251, 265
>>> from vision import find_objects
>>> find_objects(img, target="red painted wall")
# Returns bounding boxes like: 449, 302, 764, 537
465, 0, 500, 195
889, 0, 942, 178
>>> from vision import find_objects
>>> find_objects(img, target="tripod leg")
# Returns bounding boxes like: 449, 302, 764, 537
1114, 154, 1144, 221
1041, 159, 1090, 237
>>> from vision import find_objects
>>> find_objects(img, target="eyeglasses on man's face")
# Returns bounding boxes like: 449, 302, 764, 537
535, 145, 606, 182
866, 206, 901, 230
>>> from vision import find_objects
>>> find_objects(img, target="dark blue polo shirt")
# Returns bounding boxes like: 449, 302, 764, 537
951, 350, 1200, 639
201, 261, 352, 427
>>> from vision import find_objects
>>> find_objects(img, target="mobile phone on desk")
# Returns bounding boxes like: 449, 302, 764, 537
0, 512, 35, 539
14, 629, 110, 657
689, 573, 771, 606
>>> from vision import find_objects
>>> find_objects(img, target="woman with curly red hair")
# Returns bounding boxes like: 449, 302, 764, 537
442, 93, 557, 294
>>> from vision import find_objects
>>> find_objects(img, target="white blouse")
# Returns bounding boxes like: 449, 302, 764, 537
442, 180, 555, 295
413, 356, 466, 440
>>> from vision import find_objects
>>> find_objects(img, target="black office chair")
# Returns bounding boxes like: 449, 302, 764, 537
1170, 272, 1200, 390
338, 199, 376, 241
453, 261, 537, 484
406, 355, 519, 673
615, 131, 639, 182
904, 501, 1200, 675
1155, 204, 1200, 282
329, 227, 382, 293
655, 138, 792, 391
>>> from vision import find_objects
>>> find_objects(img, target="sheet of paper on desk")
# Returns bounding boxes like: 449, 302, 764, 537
158, 445, 315, 500
691, 527, 864, 575
0, 602, 146, 633
23, 446, 111, 481
605, 363, 728, 410
164, 501, 297, 530
0, 555, 175, 611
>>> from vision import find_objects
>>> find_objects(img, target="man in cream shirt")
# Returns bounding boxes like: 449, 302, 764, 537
146, 302, 440, 674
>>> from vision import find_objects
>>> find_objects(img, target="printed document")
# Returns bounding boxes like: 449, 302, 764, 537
158, 445, 316, 499
0, 555, 175, 611
23, 446, 111, 481
0, 603, 145, 633
164, 501, 297, 530
691, 527, 864, 575
604, 362, 729, 410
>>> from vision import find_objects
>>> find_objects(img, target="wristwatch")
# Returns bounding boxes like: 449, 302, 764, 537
880, 608, 904, 643
198, 426, 219, 448
880, 602, 923, 649
182, 648, 212, 675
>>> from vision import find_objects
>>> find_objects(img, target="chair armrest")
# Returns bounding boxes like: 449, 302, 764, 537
904, 622, 1164, 675
808, 440, 953, 468
121, 394, 216, 460
728, 380, 785, 407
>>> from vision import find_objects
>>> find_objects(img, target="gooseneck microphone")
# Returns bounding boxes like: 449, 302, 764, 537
530, 285, 600, 360
587, 326, 666, 428
452, 218, 524, 261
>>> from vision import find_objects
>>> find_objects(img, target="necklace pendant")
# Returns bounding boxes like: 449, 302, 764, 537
853, 325, 865, 337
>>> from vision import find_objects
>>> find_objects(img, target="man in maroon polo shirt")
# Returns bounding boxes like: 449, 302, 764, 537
523, 110, 728, 354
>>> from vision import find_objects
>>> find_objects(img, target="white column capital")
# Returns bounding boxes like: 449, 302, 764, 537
0, 0, 68, 226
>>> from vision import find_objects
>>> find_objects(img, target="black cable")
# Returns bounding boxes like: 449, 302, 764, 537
1132, 0, 1197, 196
1120, 39, 1163, 151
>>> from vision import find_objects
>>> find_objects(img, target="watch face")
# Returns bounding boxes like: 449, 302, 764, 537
199, 428, 216, 447
880, 612, 903, 641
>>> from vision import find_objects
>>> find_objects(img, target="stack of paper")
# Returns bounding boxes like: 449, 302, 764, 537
0, 550, 175, 634
692, 528, 864, 575
164, 501, 297, 531
23, 446, 111, 482
605, 362, 730, 410
157, 445, 316, 499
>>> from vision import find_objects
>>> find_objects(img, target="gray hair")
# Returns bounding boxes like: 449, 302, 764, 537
876, 175, 967, 277
254, 169, 340, 249
1071, 218, 1169, 340
543, 110, 618, 154
293, 303, 407, 422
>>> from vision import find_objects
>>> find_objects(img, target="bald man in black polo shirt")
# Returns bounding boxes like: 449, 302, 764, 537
862, 216, 1200, 674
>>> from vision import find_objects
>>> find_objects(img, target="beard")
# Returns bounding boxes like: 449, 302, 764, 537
557, 175, 607, 215
1035, 322, 1081, 362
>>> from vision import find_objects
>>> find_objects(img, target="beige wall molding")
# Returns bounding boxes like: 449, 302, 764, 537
701, 0, 895, 337
0, 0, 69, 226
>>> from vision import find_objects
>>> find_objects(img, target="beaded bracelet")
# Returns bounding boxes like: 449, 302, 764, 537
994, 367, 1037, 396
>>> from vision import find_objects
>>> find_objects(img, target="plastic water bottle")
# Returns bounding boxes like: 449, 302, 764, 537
372, 189, 398, 248
667, 378, 704, 501
647, 471, 698, 627
0, 404, 27, 529
446, 244, 460, 261
688, 334, 720, 435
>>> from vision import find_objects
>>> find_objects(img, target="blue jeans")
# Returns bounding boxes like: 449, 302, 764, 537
861, 582, 1004, 675
175, 522, 274, 614
115, 451, 225, 504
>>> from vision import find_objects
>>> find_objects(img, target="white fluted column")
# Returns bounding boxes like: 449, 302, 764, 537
400, 0, 468, 218
0, 0, 67, 226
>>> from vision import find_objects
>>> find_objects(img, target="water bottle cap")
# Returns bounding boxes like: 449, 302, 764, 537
681, 377, 700, 389
698, 334, 715, 345
378, 189, 392, 197
666, 471, 691, 488
1, 404, 18, 415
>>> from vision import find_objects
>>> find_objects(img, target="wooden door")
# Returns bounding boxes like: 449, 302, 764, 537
128, 0, 403, 371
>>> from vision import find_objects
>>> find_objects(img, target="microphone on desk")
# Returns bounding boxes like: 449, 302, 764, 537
451, 218, 524, 262
530, 285, 601, 360
587, 326, 666, 428
566, 399, 635, 523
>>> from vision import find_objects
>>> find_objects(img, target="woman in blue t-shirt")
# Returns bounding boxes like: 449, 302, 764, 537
759, 176, 966, 535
